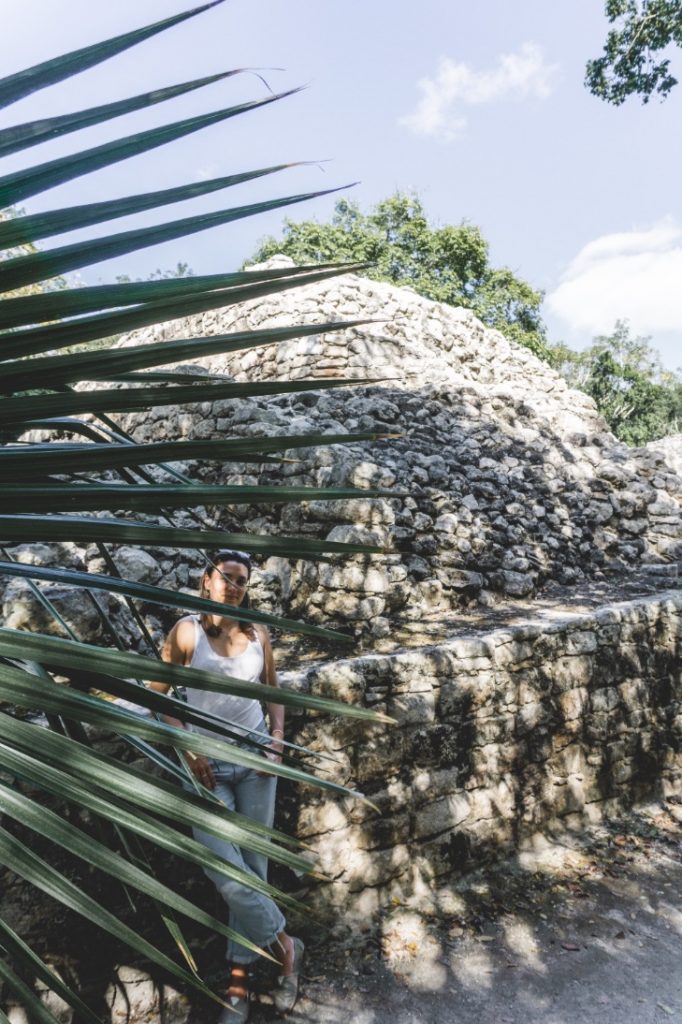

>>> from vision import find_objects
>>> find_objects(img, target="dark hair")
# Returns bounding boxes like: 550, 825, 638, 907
200, 550, 253, 637
207, 549, 252, 577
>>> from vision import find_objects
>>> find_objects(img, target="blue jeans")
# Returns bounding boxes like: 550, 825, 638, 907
190, 725, 286, 964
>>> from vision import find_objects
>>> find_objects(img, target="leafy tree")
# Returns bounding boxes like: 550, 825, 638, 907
0, 6, 387, 1020
0, 208, 67, 298
116, 261, 194, 283
587, 0, 682, 104
250, 193, 551, 359
550, 320, 682, 443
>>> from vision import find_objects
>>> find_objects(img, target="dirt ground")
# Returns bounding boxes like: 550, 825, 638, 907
210, 800, 682, 1024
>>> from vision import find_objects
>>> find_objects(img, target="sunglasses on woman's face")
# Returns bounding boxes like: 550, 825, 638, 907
211, 549, 251, 566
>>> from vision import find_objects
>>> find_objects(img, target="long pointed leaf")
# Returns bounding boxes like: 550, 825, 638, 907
0, 826, 229, 1002
0, 182, 343, 296
0, 918, 101, 1024
0, 514, 382, 557
0, 431, 384, 478
0, 652, 386, 808
0, 69, 248, 159
0, 733, 310, 898
0, 375, 371, 425
0, 956, 62, 1024
69, 670, 277, 753
0, 1, 225, 110
0, 262, 355, 329
93, 370, 245, 384
0, 626, 390, 722
0, 783, 275, 958
1, 305, 371, 377
0, 710, 306, 856
0, 558, 347, 640
5, 417, 117, 442
0, 87, 302, 209
0, 664, 374, 800
0, 480, 382, 514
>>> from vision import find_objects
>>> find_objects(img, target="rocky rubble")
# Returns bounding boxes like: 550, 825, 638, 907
88, 258, 682, 641
647, 432, 682, 477
4, 263, 681, 643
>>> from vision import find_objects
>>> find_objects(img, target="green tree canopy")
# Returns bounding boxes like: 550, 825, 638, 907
249, 193, 550, 359
550, 320, 682, 444
587, 0, 682, 104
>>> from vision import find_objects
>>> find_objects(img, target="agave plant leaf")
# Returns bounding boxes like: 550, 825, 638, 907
0, 713, 308, 865
5, 417, 119, 442
58, 663, 319, 766
0, 662, 376, 798
1, 310, 372, 379
0, 181, 355, 296
0, 918, 100, 1024
94, 370, 245, 384
0, 738, 308, 908
0, 87, 306, 210
0, 1, 225, 110
0, 627, 389, 722
0, 262, 357, 328
0, 782, 282, 955
60, 668, 288, 754
124, 720, 337, 777
0, 480, 384, 515
0, 514, 381, 557
0, 431, 387, 479
0, 69, 256, 160
0, 561, 353, 640
0, 826, 237, 1001
0, 377, 373, 426
0, 955, 63, 1024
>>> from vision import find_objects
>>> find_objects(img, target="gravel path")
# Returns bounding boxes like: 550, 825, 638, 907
216, 802, 682, 1024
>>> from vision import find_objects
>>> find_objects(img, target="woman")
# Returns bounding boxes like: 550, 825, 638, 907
151, 550, 303, 1023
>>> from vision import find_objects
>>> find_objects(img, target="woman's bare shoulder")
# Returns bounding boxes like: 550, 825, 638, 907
163, 616, 196, 659
253, 622, 271, 647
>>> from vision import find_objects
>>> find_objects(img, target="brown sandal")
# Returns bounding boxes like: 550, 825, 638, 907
218, 965, 250, 1024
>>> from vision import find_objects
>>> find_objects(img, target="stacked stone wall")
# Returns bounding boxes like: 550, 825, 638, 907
278, 590, 682, 923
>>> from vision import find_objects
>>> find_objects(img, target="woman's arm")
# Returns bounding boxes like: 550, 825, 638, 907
152, 619, 215, 789
257, 625, 284, 758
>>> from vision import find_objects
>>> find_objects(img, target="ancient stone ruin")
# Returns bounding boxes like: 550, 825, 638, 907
2, 261, 681, 986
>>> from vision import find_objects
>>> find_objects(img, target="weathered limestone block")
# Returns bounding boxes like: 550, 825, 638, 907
414, 793, 472, 839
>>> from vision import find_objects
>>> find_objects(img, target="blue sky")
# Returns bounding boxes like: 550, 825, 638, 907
3, 0, 681, 368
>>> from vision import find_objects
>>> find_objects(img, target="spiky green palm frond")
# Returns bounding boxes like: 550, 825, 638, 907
0, 6, 387, 1019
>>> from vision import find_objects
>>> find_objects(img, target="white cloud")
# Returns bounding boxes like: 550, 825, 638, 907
195, 163, 219, 181
399, 43, 557, 142
546, 219, 682, 339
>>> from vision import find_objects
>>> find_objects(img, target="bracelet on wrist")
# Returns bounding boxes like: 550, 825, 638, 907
271, 728, 284, 737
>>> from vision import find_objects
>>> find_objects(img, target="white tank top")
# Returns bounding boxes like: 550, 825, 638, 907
184, 616, 265, 738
